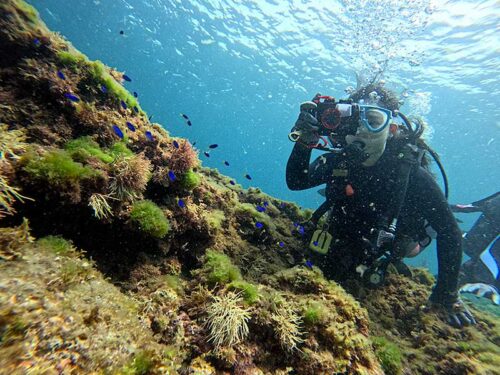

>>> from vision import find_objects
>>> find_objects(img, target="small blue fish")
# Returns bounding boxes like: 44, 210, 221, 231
313, 241, 319, 246
168, 170, 176, 182
64, 93, 80, 102
224, 161, 230, 166
245, 174, 252, 180
181, 113, 189, 120
173, 140, 179, 149
298, 225, 305, 235
187, 120, 192, 126
177, 199, 186, 208
112, 125, 124, 139
256, 205, 266, 212
278, 241, 284, 248
120, 100, 127, 110
148, 114, 154, 121
255, 222, 264, 229
145, 131, 154, 141
305, 260, 313, 269
293, 222, 299, 227
133, 91, 138, 98
100, 85, 108, 93
33, 38, 41, 46
126, 122, 136, 131
209, 144, 218, 149
280, 202, 286, 208
123, 74, 132, 82
204, 151, 210, 158
133, 106, 139, 113
57, 70, 66, 80
229, 180, 235, 185
263, 201, 269, 207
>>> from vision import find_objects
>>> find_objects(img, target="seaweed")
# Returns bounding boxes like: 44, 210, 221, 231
130, 200, 169, 238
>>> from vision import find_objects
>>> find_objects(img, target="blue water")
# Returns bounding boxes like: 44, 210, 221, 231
28, 0, 499, 274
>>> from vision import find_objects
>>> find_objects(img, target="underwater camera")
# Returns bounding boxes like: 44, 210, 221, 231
311, 96, 360, 137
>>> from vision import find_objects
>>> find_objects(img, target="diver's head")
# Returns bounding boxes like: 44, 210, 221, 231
344, 83, 399, 166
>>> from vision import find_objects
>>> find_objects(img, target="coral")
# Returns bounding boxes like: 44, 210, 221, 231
178, 169, 201, 191
199, 250, 242, 286
0, 124, 28, 160
0, 218, 33, 260
130, 200, 169, 238
205, 291, 251, 350
89, 193, 114, 220
109, 154, 152, 202
372, 336, 403, 375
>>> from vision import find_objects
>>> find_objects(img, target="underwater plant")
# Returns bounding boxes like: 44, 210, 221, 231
201, 250, 242, 285
129, 200, 169, 238
109, 154, 152, 202
0, 173, 31, 219
36, 235, 74, 256
0, 124, 28, 160
271, 303, 304, 352
228, 280, 260, 304
0, 218, 33, 260
88, 193, 114, 220
65, 136, 115, 164
178, 169, 201, 191
206, 291, 251, 350
372, 336, 403, 375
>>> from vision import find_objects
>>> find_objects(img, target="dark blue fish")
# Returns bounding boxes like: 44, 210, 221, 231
145, 131, 154, 141
187, 120, 192, 126
101, 85, 108, 93
278, 241, 284, 248
112, 125, 124, 139
177, 199, 186, 208
173, 140, 179, 149
224, 161, 230, 166
123, 74, 132, 82
204, 151, 210, 158
181, 113, 189, 120
313, 240, 319, 246
119, 30, 124, 35
192, 142, 197, 146
256, 205, 266, 213
64, 93, 80, 102
245, 174, 252, 180
133, 91, 138, 98
120, 100, 127, 110
33, 38, 41, 46
126, 122, 136, 131
255, 222, 264, 229
148, 114, 154, 121
297, 225, 305, 235
229, 180, 235, 185
293, 222, 299, 227
280, 202, 286, 208
209, 144, 218, 149
263, 201, 269, 207
133, 106, 139, 113
305, 260, 313, 269
168, 170, 176, 182
57, 70, 66, 80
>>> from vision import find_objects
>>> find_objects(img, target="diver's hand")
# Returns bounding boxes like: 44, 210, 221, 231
343, 141, 369, 165
290, 101, 320, 145
427, 293, 476, 328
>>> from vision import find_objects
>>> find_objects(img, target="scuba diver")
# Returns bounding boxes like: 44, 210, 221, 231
286, 83, 476, 328
451, 191, 500, 303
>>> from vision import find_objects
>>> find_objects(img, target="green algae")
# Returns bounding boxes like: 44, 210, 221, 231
178, 169, 201, 191
130, 200, 169, 238
372, 336, 403, 375
201, 250, 241, 285
37, 235, 74, 255
65, 136, 132, 164
229, 280, 260, 304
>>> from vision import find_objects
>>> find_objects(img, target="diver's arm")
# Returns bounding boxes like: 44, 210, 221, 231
449, 203, 482, 213
286, 143, 330, 190
413, 167, 463, 305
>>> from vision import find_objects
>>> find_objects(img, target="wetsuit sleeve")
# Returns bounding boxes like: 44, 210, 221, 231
412, 167, 463, 304
286, 143, 331, 190
450, 204, 482, 213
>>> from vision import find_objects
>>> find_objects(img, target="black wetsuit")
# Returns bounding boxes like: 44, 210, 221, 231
453, 192, 500, 289
286, 141, 463, 304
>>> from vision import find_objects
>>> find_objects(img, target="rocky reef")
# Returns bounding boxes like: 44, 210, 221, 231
0, 1, 499, 374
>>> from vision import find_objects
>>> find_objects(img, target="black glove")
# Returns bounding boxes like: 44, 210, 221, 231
428, 290, 476, 328
290, 101, 320, 145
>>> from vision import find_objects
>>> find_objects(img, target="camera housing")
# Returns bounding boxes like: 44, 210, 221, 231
313, 97, 360, 138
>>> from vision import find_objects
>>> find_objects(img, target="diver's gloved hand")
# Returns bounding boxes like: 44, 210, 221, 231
290, 101, 320, 145
427, 290, 476, 328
